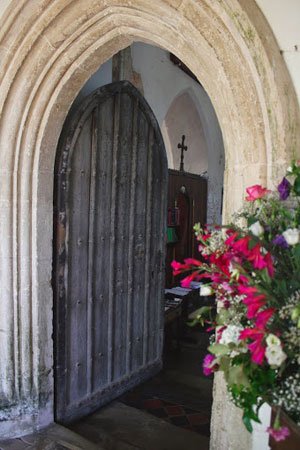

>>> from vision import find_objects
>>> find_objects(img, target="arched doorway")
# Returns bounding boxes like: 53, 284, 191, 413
0, 1, 299, 446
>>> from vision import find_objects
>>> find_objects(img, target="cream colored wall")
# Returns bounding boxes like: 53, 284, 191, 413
0, 0, 10, 19
0, 0, 299, 109
256, 0, 300, 105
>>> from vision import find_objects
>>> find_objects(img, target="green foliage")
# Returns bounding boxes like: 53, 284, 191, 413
175, 161, 300, 439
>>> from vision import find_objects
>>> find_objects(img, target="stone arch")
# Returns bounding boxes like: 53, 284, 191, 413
0, 0, 299, 445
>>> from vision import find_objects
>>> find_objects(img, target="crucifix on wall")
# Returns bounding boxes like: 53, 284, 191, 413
178, 134, 188, 172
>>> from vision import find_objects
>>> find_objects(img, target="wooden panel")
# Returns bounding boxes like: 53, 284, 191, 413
53, 81, 168, 423
165, 170, 207, 288
92, 97, 115, 392
67, 113, 93, 405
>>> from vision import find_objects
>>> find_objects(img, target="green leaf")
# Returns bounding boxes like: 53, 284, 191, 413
188, 306, 212, 320
226, 365, 250, 388
219, 356, 230, 372
293, 244, 300, 261
217, 308, 230, 324
294, 175, 300, 195
186, 319, 200, 327
246, 408, 261, 423
242, 415, 253, 433
208, 343, 229, 355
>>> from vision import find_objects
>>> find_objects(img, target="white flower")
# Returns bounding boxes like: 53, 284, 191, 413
216, 300, 224, 312
265, 345, 287, 367
229, 263, 240, 280
249, 221, 264, 237
200, 285, 213, 296
266, 334, 281, 347
282, 228, 300, 246
219, 325, 243, 345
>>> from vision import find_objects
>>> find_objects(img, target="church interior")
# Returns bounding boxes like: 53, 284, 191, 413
55, 43, 223, 448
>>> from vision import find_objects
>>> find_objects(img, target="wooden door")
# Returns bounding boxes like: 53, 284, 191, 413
53, 81, 168, 423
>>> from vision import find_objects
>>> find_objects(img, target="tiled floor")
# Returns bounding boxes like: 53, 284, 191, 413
121, 392, 211, 436
120, 328, 213, 438
0, 329, 212, 449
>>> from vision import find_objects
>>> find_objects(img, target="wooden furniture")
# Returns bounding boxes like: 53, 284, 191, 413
270, 408, 300, 450
164, 298, 183, 351
165, 169, 207, 287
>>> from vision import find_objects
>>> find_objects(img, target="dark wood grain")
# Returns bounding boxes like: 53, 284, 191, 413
53, 81, 167, 424
165, 170, 207, 288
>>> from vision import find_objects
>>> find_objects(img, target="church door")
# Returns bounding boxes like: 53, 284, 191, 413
53, 81, 168, 423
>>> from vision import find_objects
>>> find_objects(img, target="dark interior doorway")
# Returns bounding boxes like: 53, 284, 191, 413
165, 169, 207, 288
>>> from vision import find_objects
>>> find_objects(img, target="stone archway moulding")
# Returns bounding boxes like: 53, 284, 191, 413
0, 0, 299, 447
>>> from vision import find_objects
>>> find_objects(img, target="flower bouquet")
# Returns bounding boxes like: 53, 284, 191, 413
172, 161, 300, 442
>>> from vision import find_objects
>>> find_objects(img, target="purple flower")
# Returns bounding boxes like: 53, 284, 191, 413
272, 235, 288, 249
267, 426, 290, 442
278, 177, 291, 200
203, 354, 217, 376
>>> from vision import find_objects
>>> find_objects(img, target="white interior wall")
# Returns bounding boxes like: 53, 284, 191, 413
72, 59, 113, 106
163, 91, 208, 174
131, 44, 224, 224
256, 0, 300, 105
74, 43, 225, 224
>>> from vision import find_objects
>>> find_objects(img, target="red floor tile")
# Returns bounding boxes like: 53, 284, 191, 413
188, 413, 209, 425
165, 405, 185, 416
143, 398, 164, 409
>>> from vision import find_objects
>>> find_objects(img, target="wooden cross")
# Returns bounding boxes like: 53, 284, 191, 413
178, 135, 188, 172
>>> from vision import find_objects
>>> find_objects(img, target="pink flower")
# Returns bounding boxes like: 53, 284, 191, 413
255, 308, 275, 328
239, 274, 251, 284
184, 258, 202, 267
221, 282, 233, 293
267, 426, 290, 442
238, 285, 258, 295
264, 252, 274, 277
239, 328, 263, 340
248, 337, 266, 365
243, 295, 266, 319
171, 260, 188, 275
216, 326, 226, 342
181, 272, 199, 288
203, 354, 217, 376
245, 185, 270, 202
231, 236, 250, 255
247, 244, 268, 270
239, 328, 266, 365
209, 253, 231, 276
211, 273, 225, 283
225, 231, 239, 246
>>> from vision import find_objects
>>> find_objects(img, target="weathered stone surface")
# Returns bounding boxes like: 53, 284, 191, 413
69, 401, 210, 450
0, 423, 101, 449
0, 1, 299, 449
